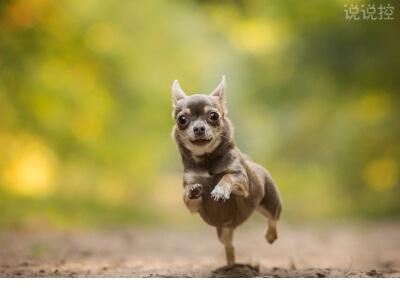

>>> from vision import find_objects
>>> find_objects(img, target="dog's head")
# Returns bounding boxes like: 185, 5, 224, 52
172, 76, 229, 156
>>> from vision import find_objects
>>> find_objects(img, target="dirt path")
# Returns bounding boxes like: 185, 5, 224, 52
1, 222, 400, 277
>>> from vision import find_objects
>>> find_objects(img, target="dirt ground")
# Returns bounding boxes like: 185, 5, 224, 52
1, 222, 400, 278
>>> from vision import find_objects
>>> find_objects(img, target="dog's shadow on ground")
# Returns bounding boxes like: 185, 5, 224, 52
211, 264, 260, 278
209, 265, 396, 278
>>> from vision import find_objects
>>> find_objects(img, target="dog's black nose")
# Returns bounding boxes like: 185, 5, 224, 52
193, 125, 205, 136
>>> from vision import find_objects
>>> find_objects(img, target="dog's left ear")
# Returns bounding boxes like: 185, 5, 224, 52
210, 75, 227, 114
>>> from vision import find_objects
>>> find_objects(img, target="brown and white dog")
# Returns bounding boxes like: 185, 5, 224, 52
171, 76, 282, 266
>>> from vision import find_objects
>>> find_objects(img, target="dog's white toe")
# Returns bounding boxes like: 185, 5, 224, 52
211, 184, 231, 202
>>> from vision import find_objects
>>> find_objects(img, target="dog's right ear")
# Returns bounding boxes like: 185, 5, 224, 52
209, 75, 227, 114
172, 80, 187, 105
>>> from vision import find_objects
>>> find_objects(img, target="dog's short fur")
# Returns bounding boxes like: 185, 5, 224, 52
171, 76, 282, 265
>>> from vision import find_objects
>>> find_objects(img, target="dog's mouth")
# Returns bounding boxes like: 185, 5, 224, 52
190, 138, 212, 146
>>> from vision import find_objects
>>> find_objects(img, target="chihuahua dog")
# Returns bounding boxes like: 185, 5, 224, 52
171, 76, 282, 266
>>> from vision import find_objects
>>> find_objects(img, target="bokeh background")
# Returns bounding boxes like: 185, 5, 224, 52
0, 0, 399, 230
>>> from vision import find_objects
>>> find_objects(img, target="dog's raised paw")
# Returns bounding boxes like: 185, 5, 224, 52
189, 184, 203, 199
211, 184, 231, 202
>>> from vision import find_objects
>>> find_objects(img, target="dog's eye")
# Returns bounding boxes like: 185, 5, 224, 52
177, 115, 189, 126
208, 111, 219, 122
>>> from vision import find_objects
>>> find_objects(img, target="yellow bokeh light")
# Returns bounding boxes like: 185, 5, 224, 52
363, 158, 397, 191
229, 19, 284, 55
1, 137, 58, 197
352, 93, 390, 124
85, 23, 126, 54
4, 0, 49, 30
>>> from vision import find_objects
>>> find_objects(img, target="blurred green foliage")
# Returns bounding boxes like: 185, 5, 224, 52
0, 0, 399, 229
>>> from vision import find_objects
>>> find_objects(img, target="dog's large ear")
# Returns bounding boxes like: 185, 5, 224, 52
172, 80, 187, 105
209, 75, 227, 113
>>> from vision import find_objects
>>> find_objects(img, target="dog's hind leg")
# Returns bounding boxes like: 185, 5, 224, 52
257, 173, 282, 244
258, 205, 279, 244
216, 227, 235, 266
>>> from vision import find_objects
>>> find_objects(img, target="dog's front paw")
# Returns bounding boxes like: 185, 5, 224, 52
211, 183, 231, 202
188, 184, 203, 199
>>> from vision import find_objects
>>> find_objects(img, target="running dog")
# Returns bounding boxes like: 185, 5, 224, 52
171, 76, 282, 265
